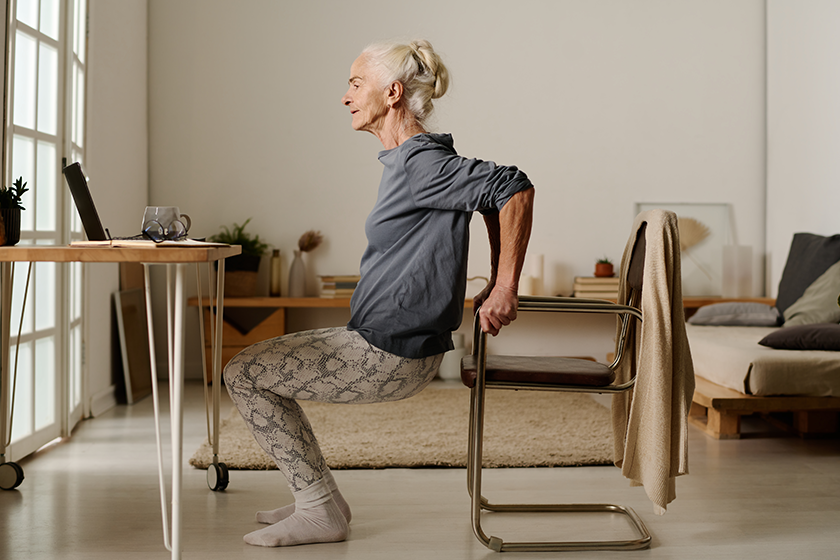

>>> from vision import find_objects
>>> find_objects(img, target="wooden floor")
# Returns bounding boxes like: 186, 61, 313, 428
2, 380, 840, 559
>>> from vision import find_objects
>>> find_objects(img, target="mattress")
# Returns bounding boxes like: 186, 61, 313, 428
685, 324, 840, 397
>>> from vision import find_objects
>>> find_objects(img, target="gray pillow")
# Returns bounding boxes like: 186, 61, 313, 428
688, 302, 781, 326
776, 232, 840, 318
759, 323, 840, 351
783, 260, 840, 326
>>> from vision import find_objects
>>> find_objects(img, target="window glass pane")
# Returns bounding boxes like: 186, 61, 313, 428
10, 342, 33, 442
70, 63, 77, 144
71, 325, 82, 407
75, 66, 85, 147
16, 0, 38, 29
35, 261, 56, 330
72, 262, 82, 320
13, 32, 37, 129
37, 43, 58, 135
12, 135, 35, 231
40, 0, 60, 40
36, 142, 57, 230
35, 337, 56, 430
76, 0, 86, 64
10, 262, 34, 336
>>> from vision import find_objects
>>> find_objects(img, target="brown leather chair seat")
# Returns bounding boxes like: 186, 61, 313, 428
460, 355, 616, 388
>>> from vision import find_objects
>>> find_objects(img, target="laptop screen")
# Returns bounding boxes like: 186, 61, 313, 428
63, 162, 108, 241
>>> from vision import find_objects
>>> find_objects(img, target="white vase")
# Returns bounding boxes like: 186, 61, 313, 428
288, 250, 306, 297
438, 333, 467, 380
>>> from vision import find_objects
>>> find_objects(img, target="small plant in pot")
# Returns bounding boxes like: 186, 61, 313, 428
594, 256, 614, 278
209, 218, 269, 296
0, 177, 28, 246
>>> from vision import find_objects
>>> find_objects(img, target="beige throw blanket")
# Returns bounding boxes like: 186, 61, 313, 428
611, 209, 695, 514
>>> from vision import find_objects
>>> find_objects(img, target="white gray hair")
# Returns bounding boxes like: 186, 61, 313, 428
362, 39, 450, 129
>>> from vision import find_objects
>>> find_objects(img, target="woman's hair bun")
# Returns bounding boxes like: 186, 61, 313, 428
409, 40, 449, 99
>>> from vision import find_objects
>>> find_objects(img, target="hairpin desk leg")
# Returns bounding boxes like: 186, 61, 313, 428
0, 262, 24, 491
145, 262, 189, 560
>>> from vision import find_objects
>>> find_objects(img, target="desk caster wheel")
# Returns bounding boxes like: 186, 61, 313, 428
207, 462, 229, 491
0, 462, 24, 490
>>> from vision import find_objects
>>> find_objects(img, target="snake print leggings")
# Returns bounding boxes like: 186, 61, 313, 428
224, 327, 443, 491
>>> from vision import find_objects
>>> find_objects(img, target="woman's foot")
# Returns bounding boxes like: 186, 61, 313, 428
255, 487, 351, 524
244, 477, 349, 547
245, 495, 348, 547
256, 469, 352, 524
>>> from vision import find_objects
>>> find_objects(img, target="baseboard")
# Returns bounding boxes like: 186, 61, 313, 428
89, 384, 118, 417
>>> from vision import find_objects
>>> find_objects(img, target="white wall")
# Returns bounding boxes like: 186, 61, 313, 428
766, 0, 840, 294
85, 0, 149, 408
71, 0, 840, 391
144, 0, 766, 372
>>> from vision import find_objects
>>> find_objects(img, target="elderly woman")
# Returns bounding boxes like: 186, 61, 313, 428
224, 39, 535, 548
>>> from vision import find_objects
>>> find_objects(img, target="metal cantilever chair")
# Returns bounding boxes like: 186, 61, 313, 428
460, 222, 650, 553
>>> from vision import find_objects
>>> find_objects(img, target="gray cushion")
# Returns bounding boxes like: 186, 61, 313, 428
782, 260, 840, 326
758, 323, 840, 351
688, 302, 781, 326
776, 233, 840, 319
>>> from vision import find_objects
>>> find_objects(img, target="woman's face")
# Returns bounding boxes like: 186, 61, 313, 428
341, 55, 389, 135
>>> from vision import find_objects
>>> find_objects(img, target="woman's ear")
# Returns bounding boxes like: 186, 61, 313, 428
386, 81, 404, 108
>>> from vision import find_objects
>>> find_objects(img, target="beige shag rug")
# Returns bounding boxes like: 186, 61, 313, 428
189, 386, 614, 470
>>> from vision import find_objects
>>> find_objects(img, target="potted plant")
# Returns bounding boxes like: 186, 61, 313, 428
0, 177, 28, 246
209, 218, 269, 296
594, 256, 614, 278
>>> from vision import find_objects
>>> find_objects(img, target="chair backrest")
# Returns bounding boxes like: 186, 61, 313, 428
626, 221, 647, 299
609, 221, 647, 371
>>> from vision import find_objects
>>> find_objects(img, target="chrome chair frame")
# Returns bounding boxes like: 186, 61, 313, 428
465, 294, 651, 552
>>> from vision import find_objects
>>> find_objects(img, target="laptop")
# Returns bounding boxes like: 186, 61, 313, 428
63, 162, 143, 241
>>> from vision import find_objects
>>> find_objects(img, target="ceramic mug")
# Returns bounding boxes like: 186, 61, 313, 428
141, 206, 191, 241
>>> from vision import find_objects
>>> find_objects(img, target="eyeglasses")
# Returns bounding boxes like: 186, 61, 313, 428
142, 219, 189, 243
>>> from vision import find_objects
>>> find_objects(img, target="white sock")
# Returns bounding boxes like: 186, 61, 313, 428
256, 469, 352, 524
243, 477, 349, 547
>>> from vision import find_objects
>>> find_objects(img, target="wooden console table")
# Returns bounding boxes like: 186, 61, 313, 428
189, 295, 776, 373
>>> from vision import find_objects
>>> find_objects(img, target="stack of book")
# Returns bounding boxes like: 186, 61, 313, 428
573, 276, 620, 300
319, 275, 361, 298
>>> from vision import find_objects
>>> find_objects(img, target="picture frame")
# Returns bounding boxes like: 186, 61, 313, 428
636, 202, 731, 296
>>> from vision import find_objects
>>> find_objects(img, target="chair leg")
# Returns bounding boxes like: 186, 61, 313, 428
468, 378, 502, 550
466, 382, 652, 552
465, 386, 493, 511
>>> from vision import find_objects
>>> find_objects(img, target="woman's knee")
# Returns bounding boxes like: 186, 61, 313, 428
223, 350, 249, 389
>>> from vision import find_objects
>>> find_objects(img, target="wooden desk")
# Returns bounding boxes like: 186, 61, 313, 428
0, 244, 239, 560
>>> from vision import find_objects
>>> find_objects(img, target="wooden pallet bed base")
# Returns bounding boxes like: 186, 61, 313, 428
690, 376, 840, 439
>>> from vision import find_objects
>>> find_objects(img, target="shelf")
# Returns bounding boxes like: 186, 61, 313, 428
188, 296, 352, 308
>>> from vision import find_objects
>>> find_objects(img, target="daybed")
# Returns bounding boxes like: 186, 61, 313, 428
685, 232, 840, 439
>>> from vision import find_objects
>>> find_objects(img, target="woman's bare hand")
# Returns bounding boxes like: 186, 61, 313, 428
478, 284, 518, 336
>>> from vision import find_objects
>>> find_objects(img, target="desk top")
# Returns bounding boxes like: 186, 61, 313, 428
0, 244, 241, 263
